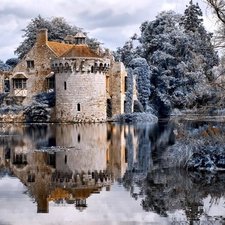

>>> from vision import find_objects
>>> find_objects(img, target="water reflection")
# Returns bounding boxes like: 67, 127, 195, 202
123, 168, 225, 224
0, 122, 225, 224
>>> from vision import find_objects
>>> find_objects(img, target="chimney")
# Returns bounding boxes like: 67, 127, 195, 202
36, 28, 48, 46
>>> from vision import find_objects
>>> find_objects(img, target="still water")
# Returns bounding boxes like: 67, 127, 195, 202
0, 121, 225, 225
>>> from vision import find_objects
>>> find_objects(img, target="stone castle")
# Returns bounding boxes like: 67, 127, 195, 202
0, 28, 128, 123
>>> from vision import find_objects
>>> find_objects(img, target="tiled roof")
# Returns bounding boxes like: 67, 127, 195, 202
47, 41, 73, 57
47, 41, 101, 58
62, 45, 102, 58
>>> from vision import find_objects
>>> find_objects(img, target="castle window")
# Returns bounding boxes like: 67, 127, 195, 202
64, 155, 67, 164
124, 76, 127, 93
77, 103, 81, 111
64, 81, 67, 90
27, 174, 35, 183
91, 66, 94, 73
13, 79, 27, 89
124, 100, 126, 113
27, 60, 34, 69
78, 134, 81, 143
47, 78, 55, 90
4, 80, 10, 92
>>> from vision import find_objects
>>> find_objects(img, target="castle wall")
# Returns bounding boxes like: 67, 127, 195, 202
0, 70, 4, 93
11, 29, 56, 103
53, 58, 109, 123
108, 62, 126, 118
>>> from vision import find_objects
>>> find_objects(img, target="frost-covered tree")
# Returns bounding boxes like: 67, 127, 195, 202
116, 5, 218, 117
0, 60, 12, 71
14, 15, 100, 59
143, 10, 217, 115
15, 15, 51, 59
181, 1, 203, 32
181, 1, 218, 81
113, 40, 133, 67
49, 17, 78, 42
129, 58, 151, 112
113, 39, 140, 67
124, 67, 134, 113
5, 58, 19, 69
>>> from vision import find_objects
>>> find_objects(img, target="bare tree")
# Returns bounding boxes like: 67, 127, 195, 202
204, 0, 225, 24
203, 1, 225, 49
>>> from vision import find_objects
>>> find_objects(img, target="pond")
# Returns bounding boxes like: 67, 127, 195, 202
0, 121, 225, 225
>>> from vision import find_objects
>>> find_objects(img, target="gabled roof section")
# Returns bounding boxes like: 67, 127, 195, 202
62, 45, 102, 58
47, 41, 74, 57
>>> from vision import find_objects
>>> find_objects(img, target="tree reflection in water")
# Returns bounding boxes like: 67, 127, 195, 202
0, 122, 225, 224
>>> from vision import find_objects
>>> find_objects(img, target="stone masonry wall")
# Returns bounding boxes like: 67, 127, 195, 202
108, 62, 126, 118
0, 70, 4, 93
12, 30, 56, 103
54, 58, 108, 122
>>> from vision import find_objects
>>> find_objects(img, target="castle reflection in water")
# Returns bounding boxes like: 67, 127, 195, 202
0, 122, 160, 213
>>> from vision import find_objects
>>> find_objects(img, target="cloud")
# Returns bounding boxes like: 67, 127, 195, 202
0, 0, 214, 61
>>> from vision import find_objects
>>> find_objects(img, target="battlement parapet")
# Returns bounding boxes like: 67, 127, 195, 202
51, 58, 110, 74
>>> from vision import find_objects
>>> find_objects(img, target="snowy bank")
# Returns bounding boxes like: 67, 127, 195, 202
110, 112, 158, 123
162, 123, 225, 171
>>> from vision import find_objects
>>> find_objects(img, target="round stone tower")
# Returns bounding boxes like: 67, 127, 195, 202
51, 33, 110, 123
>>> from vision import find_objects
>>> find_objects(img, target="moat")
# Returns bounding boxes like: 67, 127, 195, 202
0, 121, 225, 224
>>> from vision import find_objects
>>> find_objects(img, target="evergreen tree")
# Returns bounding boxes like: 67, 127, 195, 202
180, 1, 203, 33
181, 1, 218, 81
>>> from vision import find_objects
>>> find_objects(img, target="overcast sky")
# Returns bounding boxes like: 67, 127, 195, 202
0, 0, 216, 62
